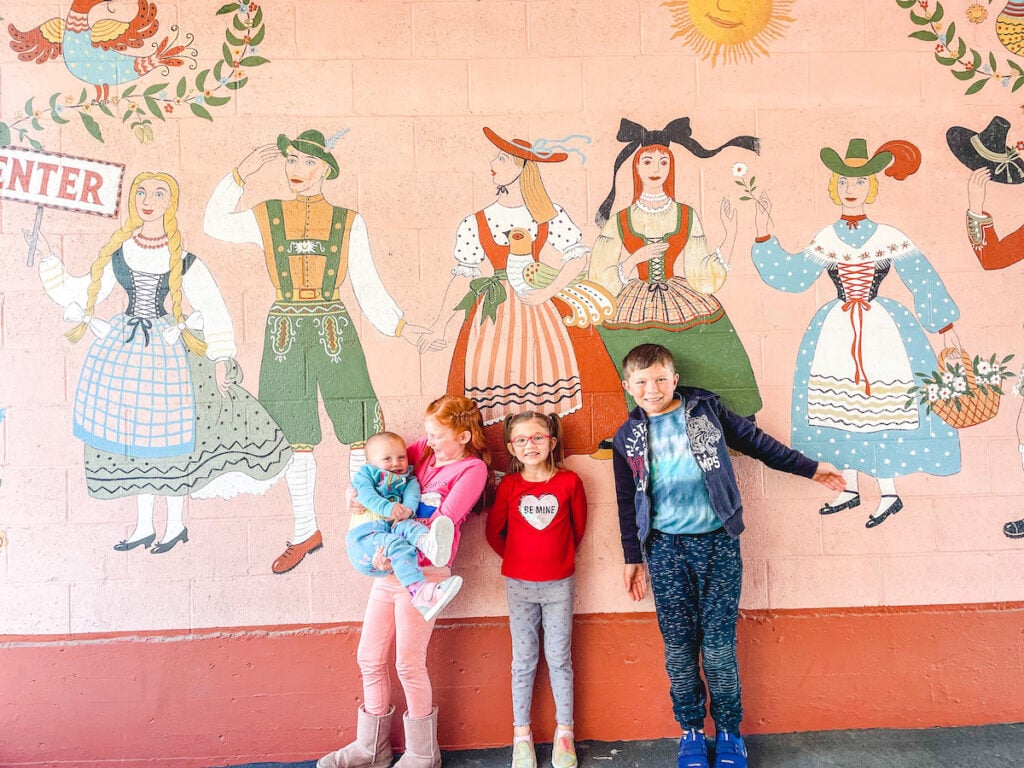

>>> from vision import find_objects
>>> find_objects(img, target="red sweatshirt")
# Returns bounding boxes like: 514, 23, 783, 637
485, 468, 587, 582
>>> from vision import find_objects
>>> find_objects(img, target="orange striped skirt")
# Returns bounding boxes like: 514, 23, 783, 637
463, 291, 583, 426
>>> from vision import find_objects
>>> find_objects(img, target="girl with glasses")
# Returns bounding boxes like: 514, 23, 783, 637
485, 412, 588, 768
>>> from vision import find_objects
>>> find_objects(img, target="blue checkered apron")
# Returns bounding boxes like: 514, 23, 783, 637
72, 314, 196, 458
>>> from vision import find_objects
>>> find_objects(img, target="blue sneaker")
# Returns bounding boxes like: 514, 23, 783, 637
677, 729, 709, 768
713, 731, 747, 768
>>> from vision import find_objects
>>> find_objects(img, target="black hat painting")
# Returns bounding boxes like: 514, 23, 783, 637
946, 116, 1024, 185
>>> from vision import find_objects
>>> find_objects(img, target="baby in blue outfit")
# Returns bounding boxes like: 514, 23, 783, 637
346, 431, 462, 620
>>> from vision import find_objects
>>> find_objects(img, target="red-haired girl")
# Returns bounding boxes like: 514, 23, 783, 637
318, 394, 490, 768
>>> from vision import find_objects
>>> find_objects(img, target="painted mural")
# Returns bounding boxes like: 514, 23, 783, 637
588, 117, 762, 418
202, 131, 433, 573
750, 139, 962, 529
899, 0, 1024, 95
36, 171, 292, 553
430, 128, 626, 472
1, 0, 1023, 640
663, 0, 794, 65
4, 1, 266, 147
949, 115, 1024, 538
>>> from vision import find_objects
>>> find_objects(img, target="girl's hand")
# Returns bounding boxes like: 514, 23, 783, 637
631, 241, 670, 266
371, 546, 392, 572
968, 167, 990, 213
623, 563, 648, 601
517, 286, 555, 306
214, 360, 231, 397
754, 191, 773, 237
720, 198, 738, 237
415, 325, 448, 354
399, 321, 432, 348
346, 486, 366, 517
813, 462, 846, 491
23, 230, 54, 263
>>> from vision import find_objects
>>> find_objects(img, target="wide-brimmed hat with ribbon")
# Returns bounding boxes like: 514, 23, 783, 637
595, 117, 760, 225
277, 129, 340, 180
483, 127, 570, 163
820, 138, 893, 177
946, 116, 1024, 185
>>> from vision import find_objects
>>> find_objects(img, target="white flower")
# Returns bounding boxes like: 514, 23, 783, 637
939, 387, 953, 400
941, 371, 955, 385
731, 162, 748, 177
928, 384, 940, 398
977, 361, 992, 374
988, 373, 1003, 385
953, 377, 968, 392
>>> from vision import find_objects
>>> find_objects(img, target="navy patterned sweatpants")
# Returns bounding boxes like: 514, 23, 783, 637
647, 528, 743, 732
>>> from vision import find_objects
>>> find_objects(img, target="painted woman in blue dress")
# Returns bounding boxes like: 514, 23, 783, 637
36, 172, 292, 554
750, 139, 961, 528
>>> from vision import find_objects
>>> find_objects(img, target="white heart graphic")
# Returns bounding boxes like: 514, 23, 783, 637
519, 493, 558, 530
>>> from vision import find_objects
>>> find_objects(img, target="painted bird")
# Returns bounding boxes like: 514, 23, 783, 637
8, 0, 193, 102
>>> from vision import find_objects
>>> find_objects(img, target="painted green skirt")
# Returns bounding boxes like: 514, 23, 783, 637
597, 312, 762, 417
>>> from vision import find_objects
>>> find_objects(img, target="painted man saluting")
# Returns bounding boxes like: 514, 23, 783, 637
204, 130, 430, 573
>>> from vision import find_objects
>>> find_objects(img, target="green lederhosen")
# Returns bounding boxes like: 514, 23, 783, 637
258, 200, 384, 447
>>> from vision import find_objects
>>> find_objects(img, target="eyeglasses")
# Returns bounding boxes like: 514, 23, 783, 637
510, 434, 553, 448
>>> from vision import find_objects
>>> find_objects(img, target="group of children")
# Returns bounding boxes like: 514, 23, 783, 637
344, 343, 844, 768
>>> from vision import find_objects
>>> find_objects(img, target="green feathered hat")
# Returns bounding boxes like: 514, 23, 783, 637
277, 129, 340, 180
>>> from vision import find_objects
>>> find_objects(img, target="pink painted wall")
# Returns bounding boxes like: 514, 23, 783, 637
2, 0, 1024, 762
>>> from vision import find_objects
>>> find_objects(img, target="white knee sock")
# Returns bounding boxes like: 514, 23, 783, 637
163, 496, 185, 543
286, 452, 318, 542
348, 447, 366, 479
132, 495, 156, 541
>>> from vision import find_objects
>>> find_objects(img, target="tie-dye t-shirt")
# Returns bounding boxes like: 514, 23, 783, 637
648, 405, 719, 534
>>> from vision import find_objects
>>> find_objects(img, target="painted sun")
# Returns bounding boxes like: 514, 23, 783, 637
663, 0, 795, 66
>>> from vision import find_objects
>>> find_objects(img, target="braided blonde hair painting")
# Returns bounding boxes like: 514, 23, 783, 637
66, 172, 207, 356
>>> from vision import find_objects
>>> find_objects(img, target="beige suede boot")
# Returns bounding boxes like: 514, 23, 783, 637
393, 706, 441, 768
317, 705, 395, 768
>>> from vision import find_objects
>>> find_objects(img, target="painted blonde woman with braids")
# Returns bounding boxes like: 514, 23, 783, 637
35, 172, 292, 553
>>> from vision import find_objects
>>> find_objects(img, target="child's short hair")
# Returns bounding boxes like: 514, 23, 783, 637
621, 343, 677, 379
365, 431, 406, 453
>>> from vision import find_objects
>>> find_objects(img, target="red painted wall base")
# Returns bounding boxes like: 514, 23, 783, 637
2, 603, 1023, 767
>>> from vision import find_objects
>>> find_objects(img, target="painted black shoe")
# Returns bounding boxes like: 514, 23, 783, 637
1004, 519, 1024, 538
865, 496, 903, 528
113, 533, 156, 551
151, 527, 189, 554
819, 492, 860, 515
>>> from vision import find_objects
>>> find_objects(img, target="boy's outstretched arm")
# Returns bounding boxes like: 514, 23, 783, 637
623, 563, 648, 601
813, 462, 845, 491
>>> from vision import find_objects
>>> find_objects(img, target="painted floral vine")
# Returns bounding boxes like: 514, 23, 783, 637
0, 2, 268, 148
898, 0, 1024, 95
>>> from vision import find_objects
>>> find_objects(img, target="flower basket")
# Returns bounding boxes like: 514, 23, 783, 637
907, 347, 1013, 430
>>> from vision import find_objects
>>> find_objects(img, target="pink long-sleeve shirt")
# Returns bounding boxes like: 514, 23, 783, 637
408, 438, 488, 568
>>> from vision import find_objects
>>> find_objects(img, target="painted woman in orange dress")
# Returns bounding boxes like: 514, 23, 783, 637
428, 128, 626, 470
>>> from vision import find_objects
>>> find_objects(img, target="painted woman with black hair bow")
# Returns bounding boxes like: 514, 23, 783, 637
588, 117, 763, 417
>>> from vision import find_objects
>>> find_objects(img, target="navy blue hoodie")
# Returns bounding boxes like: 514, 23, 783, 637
612, 386, 818, 564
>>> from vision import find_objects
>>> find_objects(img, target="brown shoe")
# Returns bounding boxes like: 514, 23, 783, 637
272, 529, 323, 574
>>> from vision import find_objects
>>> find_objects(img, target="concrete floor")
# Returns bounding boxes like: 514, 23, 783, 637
219, 722, 1024, 768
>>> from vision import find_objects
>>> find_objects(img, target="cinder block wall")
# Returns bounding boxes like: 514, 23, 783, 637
2, 2, 1023, 765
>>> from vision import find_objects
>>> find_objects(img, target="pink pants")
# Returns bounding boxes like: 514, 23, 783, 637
357, 569, 445, 719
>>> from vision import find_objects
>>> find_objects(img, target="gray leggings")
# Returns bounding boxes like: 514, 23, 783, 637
506, 575, 575, 726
